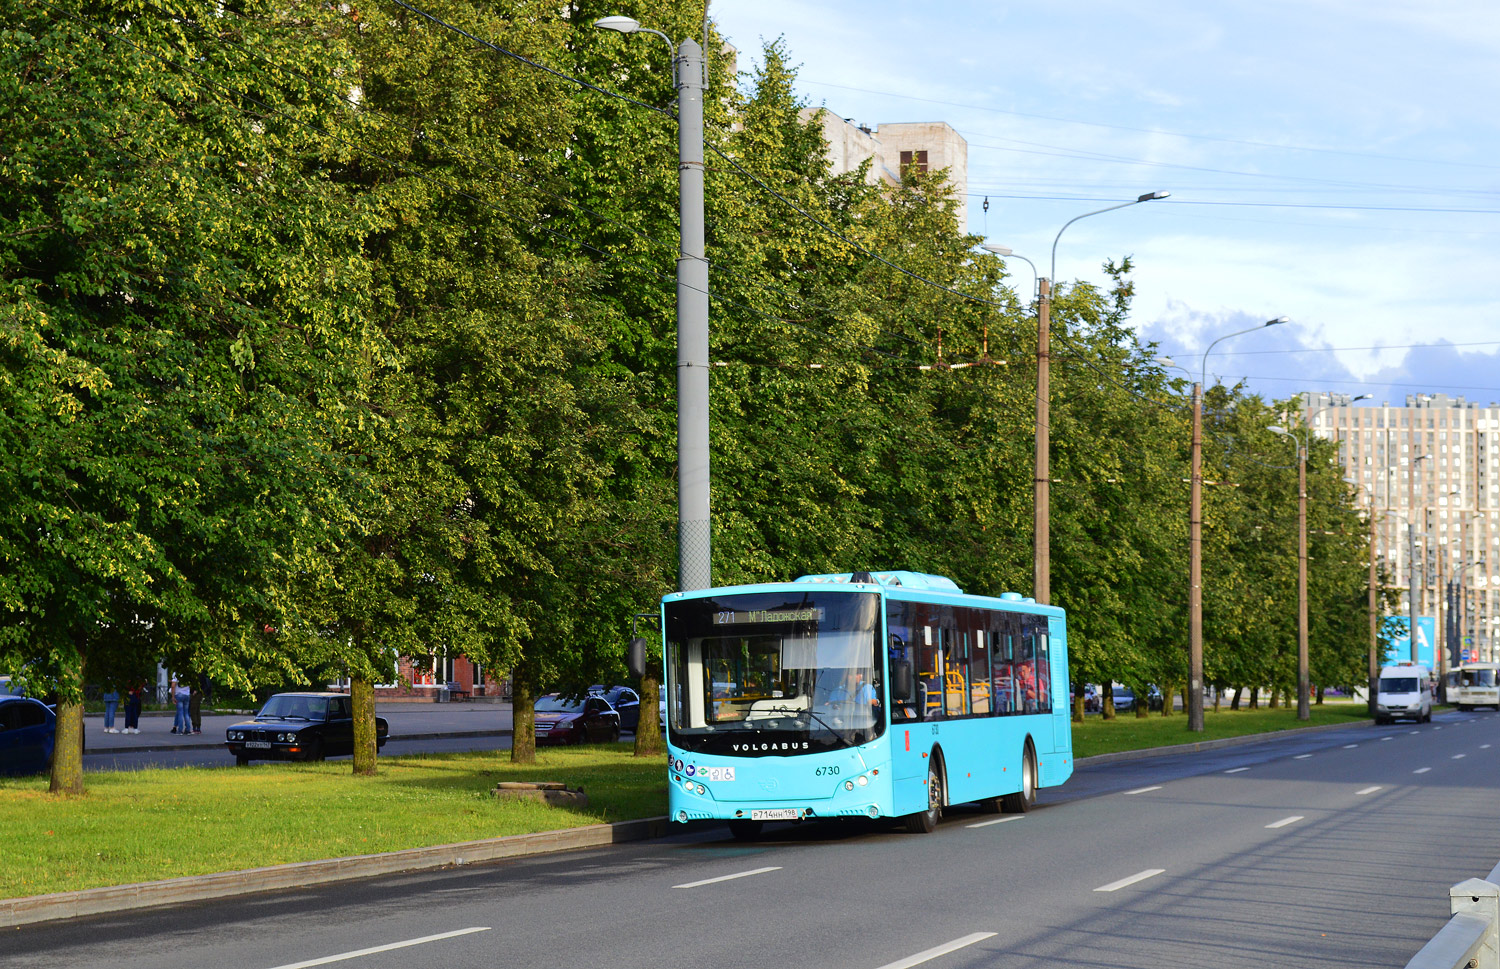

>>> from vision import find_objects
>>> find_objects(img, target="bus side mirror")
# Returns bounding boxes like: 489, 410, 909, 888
628, 638, 648, 679
892, 661, 912, 701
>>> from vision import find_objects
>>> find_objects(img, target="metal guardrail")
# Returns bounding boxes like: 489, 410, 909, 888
1406, 860, 1500, 969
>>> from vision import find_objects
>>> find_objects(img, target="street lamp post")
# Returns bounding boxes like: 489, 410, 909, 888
595, 17, 711, 592
1029, 192, 1168, 605
1271, 395, 1370, 720
1186, 317, 1288, 731
1407, 454, 1431, 661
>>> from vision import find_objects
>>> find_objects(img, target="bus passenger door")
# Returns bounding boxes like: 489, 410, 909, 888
1048, 617, 1072, 767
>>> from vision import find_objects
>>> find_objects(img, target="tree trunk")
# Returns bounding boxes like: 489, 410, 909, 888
1268, 688, 1279, 709
511, 664, 536, 765
50, 698, 84, 795
1160, 683, 1175, 716
1230, 687, 1242, 711
1073, 692, 1085, 722
1249, 688, 1259, 709
634, 670, 664, 757
1212, 687, 1221, 713
1314, 685, 1325, 705
352, 675, 377, 776
1135, 690, 1148, 718
1102, 689, 1115, 720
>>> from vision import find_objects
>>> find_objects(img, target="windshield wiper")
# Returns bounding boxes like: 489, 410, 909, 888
801, 708, 858, 749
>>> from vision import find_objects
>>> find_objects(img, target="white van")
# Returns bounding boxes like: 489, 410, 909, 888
1376, 664, 1432, 724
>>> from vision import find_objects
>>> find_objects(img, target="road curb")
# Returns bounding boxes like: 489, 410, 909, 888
1074, 714, 1373, 767
0, 815, 669, 929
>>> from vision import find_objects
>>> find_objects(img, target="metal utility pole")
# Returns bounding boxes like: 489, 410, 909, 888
1295, 438, 1310, 720
1034, 277, 1051, 605
1189, 317, 1288, 731
675, 39, 710, 592
594, 17, 711, 593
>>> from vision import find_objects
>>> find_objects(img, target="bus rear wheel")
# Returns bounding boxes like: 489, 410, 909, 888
1001, 744, 1037, 814
905, 761, 942, 833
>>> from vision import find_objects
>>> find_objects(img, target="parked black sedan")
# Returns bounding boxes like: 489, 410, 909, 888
589, 685, 640, 733
534, 693, 620, 745
225, 692, 388, 766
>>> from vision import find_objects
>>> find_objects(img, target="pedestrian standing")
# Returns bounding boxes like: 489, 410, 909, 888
102, 689, 120, 733
123, 683, 142, 734
171, 677, 191, 734
189, 678, 203, 734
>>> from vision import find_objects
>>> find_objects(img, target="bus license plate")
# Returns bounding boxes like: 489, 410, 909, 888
245, 741, 272, 749
750, 809, 800, 821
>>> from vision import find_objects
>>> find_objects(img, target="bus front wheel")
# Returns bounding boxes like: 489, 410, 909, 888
728, 820, 763, 841
905, 760, 943, 833
1001, 744, 1037, 814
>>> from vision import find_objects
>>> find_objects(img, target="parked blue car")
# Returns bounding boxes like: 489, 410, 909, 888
0, 696, 56, 775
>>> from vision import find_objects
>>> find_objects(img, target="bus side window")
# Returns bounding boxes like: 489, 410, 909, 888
944, 627, 968, 718
991, 625, 1015, 716
917, 624, 944, 721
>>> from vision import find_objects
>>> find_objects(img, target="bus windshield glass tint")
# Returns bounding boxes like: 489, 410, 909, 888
664, 591, 882, 755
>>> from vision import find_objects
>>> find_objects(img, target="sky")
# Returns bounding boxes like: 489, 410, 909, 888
709, 0, 1500, 408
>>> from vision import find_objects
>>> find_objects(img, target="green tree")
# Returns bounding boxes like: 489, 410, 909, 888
0, 0, 379, 792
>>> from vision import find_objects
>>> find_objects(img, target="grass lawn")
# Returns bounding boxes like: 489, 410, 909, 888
1072, 699, 1374, 758
0, 745, 667, 900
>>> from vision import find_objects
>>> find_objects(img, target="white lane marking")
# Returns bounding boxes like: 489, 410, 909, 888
1356, 786, 1383, 795
1343, 744, 1359, 749
673, 866, 781, 889
873, 932, 998, 969
1381, 737, 1393, 742
1095, 869, 1166, 893
1413, 767, 1431, 774
1266, 816, 1304, 829
1410, 731, 1420, 735
1294, 754, 1313, 760
1482, 744, 1493, 750
1124, 785, 1163, 795
966, 816, 1022, 829
1225, 767, 1250, 774
1435, 727, 1443, 731
264, 928, 490, 969
1452, 754, 1467, 759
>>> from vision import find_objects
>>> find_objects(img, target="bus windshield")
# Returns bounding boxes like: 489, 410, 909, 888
664, 590, 882, 755
1461, 669, 1496, 688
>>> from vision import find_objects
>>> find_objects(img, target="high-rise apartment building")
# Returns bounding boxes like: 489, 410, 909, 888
1305, 392, 1500, 661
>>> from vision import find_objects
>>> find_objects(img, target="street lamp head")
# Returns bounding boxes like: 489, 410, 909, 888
980, 243, 1013, 256
1137, 190, 1171, 202
1268, 425, 1291, 437
593, 15, 642, 32
1266, 316, 1290, 326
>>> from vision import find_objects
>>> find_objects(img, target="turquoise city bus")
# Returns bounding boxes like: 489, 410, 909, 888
656, 570, 1072, 838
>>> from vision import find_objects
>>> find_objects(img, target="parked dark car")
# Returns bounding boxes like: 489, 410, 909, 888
589, 685, 640, 733
225, 692, 388, 766
534, 693, 620, 745
0, 696, 56, 775
1111, 685, 1136, 713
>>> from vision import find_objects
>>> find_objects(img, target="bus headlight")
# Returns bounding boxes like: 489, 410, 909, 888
844, 780, 854, 791
683, 780, 696, 793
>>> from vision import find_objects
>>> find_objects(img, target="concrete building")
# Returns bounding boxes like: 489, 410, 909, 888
1304, 392, 1500, 661
800, 110, 969, 234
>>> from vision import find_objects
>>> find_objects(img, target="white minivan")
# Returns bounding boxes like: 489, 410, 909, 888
1376, 664, 1432, 724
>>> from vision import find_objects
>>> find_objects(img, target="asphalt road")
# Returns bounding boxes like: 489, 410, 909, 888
12, 710, 1500, 969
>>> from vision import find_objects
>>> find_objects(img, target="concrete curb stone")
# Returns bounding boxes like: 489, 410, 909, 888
0, 815, 668, 929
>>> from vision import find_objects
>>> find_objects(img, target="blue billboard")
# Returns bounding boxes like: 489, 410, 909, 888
1383, 615, 1437, 667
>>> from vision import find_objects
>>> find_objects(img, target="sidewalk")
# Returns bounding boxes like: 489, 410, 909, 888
85, 701, 515, 754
